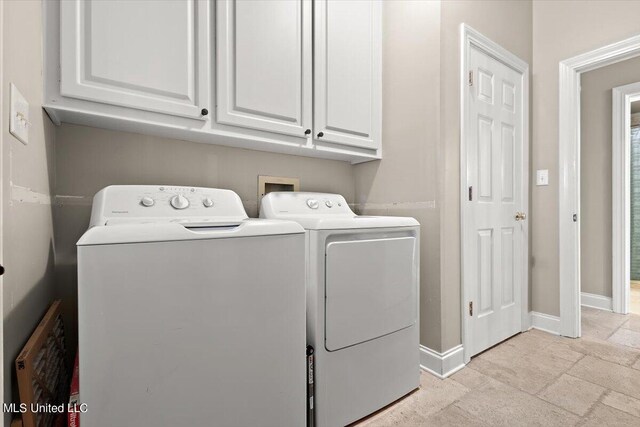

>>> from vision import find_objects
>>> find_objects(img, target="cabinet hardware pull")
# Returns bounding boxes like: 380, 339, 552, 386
317, 132, 324, 138
201, 108, 209, 116
305, 129, 311, 135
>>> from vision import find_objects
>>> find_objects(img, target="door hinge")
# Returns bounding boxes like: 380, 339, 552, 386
469, 301, 473, 316
468, 186, 473, 201
468, 71, 473, 86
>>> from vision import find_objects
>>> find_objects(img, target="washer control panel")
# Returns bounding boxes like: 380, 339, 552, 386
89, 185, 248, 227
260, 192, 353, 218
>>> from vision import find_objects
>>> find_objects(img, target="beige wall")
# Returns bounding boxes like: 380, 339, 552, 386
532, 0, 640, 316
580, 57, 640, 297
354, 0, 532, 352
2, 0, 57, 420
354, 0, 442, 350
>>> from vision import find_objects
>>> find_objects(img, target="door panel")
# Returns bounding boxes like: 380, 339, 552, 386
478, 116, 493, 200
216, 0, 312, 137
477, 229, 494, 316
465, 45, 524, 357
324, 237, 417, 351
502, 124, 515, 201
314, 0, 381, 150
60, 0, 208, 120
502, 227, 515, 306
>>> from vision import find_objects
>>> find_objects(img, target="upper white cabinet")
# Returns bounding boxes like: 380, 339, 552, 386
60, 0, 209, 120
313, 0, 381, 150
216, 0, 312, 138
45, 0, 382, 163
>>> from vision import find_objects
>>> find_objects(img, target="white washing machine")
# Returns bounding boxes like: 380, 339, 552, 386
77, 185, 306, 427
260, 192, 420, 427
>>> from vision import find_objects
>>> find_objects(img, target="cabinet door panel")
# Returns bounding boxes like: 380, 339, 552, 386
217, 0, 312, 137
60, 0, 209, 120
314, 0, 381, 150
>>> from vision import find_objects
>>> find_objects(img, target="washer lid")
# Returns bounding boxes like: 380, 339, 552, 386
77, 219, 304, 246
260, 192, 419, 230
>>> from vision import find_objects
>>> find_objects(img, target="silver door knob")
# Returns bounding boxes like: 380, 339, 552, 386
515, 212, 527, 221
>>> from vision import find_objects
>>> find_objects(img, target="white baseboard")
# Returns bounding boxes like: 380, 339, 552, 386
581, 292, 613, 311
530, 311, 561, 335
419, 344, 465, 379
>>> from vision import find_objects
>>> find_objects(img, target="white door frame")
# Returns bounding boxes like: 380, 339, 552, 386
0, 0, 4, 422
460, 24, 530, 362
559, 34, 640, 338
612, 82, 640, 315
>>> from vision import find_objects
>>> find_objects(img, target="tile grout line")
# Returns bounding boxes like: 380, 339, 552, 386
602, 319, 640, 366
527, 356, 594, 420
533, 352, 586, 400
428, 374, 477, 422
566, 372, 610, 420
586, 388, 612, 419
468, 352, 584, 420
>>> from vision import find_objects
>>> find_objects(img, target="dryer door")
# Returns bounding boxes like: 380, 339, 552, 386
325, 236, 417, 351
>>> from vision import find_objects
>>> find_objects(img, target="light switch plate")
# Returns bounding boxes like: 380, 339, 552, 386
536, 169, 549, 186
9, 83, 29, 145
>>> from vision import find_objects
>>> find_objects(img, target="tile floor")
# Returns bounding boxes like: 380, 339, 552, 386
355, 307, 640, 426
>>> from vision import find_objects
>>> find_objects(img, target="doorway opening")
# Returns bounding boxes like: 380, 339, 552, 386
631, 104, 640, 315
558, 34, 640, 338
610, 81, 640, 317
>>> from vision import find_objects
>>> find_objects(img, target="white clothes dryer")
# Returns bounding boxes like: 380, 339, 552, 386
261, 192, 420, 427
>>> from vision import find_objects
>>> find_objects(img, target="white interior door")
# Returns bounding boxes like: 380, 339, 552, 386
463, 44, 526, 358
216, 0, 312, 138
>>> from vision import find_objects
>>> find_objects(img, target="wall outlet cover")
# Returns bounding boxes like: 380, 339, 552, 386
10, 83, 29, 145
536, 169, 549, 186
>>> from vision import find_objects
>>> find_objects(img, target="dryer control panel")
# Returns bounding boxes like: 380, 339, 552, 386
260, 192, 354, 218
89, 185, 248, 227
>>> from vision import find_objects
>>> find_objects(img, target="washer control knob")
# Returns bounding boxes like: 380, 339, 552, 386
141, 196, 155, 207
306, 199, 319, 209
203, 198, 214, 208
325, 200, 333, 208
170, 194, 190, 210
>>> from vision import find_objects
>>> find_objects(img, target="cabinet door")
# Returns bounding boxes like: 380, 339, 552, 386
60, 0, 209, 120
314, 0, 381, 150
216, 0, 312, 138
